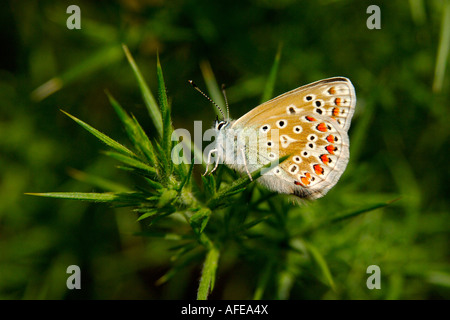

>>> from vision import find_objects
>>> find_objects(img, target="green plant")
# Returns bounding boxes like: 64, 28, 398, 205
28, 45, 396, 300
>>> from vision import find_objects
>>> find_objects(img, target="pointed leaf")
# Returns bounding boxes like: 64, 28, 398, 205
200, 60, 226, 118
156, 53, 174, 171
67, 168, 130, 192
131, 115, 157, 164
261, 43, 282, 103
433, 1, 450, 92
137, 209, 158, 221
61, 110, 136, 158
157, 189, 178, 208
103, 151, 156, 175
329, 198, 400, 224
304, 242, 335, 290
189, 208, 212, 234
25, 192, 118, 202
32, 45, 123, 101
253, 261, 273, 300
178, 158, 195, 192
122, 44, 163, 135
105, 91, 157, 165
144, 177, 163, 190
197, 247, 220, 300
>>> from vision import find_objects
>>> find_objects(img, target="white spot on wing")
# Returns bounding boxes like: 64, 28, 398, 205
293, 156, 302, 163
280, 135, 297, 148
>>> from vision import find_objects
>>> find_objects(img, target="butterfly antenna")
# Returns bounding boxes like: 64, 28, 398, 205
221, 83, 230, 120
188, 80, 225, 120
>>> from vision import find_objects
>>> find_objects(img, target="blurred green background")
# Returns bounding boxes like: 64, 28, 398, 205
1, 0, 449, 299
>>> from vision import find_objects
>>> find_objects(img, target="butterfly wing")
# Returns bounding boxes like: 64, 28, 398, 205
231, 77, 356, 199
232, 77, 356, 131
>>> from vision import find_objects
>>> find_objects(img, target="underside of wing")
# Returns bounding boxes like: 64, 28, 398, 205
229, 77, 355, 200
232, 77, 356, 132
250, 111, 349, 199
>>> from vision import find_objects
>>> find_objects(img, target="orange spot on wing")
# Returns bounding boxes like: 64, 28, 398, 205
328, 87, 336, 94
294, 181, 301, 186
326, 135, 335, 143
305, 116, 317, 122
320, 154, 330, 164
317, 123, 327, 132
326, 145, 337, 154
335, 98, 342, 106
313, 164, 324, 175
332, 107, 340, 116
300, 172, 312, 186
300, 176, 310, 186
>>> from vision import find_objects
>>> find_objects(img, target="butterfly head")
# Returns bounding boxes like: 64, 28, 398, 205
215, 119, 230, 131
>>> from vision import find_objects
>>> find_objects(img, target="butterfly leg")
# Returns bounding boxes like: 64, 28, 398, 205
203, 148, 217, 176
241, 147, 253, 181
209, 151, 221, 175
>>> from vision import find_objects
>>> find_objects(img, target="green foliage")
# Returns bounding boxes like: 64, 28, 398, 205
2, 0, 449, 300
261, 44, 283, 104
29, 46, 404, 299
30, 47, 295, 299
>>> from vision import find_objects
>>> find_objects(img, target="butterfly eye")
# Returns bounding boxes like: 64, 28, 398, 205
216, 121, 228, 130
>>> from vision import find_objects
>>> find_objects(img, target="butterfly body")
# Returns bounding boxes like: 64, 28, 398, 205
208, 77, 356, 200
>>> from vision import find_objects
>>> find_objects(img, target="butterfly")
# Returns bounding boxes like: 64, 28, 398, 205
191, 77, 356, 200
